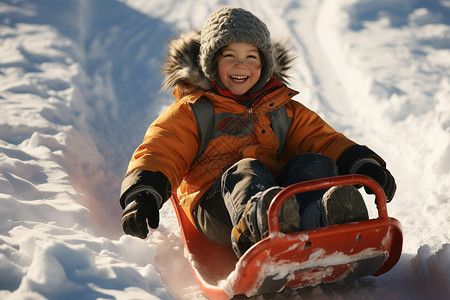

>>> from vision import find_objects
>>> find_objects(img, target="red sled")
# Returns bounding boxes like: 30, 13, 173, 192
170, 175, 403, 299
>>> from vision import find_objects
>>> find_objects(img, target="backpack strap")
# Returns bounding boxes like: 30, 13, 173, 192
268, 106, 293, 159
190, 97, 215, 162
190, 96, 292, 162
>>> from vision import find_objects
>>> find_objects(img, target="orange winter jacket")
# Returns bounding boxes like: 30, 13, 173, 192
127, 84, 356, 224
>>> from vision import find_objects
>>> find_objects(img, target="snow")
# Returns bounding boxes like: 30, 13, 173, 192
0, 0, 449, 299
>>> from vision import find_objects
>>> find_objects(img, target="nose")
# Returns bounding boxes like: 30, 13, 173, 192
234, 58, 247, 68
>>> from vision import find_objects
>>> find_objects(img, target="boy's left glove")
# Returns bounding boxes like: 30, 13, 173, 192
122, 190, 161, 239
353, 162, 396, 202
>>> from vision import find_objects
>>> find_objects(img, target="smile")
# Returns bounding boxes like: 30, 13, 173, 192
230, 75, 249, 83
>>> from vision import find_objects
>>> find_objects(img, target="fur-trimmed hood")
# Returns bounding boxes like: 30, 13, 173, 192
162, 30, 295, 98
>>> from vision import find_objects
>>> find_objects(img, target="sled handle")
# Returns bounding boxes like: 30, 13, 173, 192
268, 175, 388, 234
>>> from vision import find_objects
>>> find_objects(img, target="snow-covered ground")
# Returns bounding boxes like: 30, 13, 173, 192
0, 0, 449, 299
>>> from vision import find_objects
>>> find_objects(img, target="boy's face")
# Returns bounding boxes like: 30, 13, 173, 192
217, 42, 262, 96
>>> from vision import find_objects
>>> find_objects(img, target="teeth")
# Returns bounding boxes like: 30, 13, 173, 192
230, 75, 248, 82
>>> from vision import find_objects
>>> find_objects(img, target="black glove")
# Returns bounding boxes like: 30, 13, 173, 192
354, 163, 396, 202
122, 191, 160, 239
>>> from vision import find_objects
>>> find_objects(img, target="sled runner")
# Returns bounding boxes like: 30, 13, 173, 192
170, 175, 403, 299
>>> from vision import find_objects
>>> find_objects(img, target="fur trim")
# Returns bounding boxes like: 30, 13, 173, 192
162, 30, 295, 94
272, 40, 296, 84
162, 30, 210, 92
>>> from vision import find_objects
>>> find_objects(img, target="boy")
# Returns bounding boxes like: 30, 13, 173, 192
120, 7, 396, 257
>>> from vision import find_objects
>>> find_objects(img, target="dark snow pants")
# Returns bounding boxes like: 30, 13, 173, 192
192, 153, 339, 247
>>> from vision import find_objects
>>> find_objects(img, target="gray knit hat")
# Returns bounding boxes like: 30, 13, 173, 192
200, 7, 275, 93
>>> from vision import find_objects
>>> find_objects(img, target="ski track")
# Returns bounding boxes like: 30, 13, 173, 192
0, 0, 449, 299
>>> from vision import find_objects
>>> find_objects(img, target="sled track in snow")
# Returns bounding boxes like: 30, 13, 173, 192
1, 0, 449, 299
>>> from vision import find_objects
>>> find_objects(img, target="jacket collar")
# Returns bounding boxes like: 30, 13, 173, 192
211, 77, 286, 108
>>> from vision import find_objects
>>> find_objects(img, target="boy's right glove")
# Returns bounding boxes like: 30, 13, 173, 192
122, 191, 160, 239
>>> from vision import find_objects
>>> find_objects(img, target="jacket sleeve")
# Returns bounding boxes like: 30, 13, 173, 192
119, 170, 171, 209
124, 100, 200, 201
284, 101, 385, 174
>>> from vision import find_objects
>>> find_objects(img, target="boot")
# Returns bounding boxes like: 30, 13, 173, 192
321, 185, 369, 226
231, 187, 300, 257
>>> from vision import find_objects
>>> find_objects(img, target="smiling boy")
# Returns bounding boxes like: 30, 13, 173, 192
120, 7, 396, 258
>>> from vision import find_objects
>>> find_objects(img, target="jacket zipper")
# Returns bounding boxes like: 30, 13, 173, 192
248, 107, 253, 120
